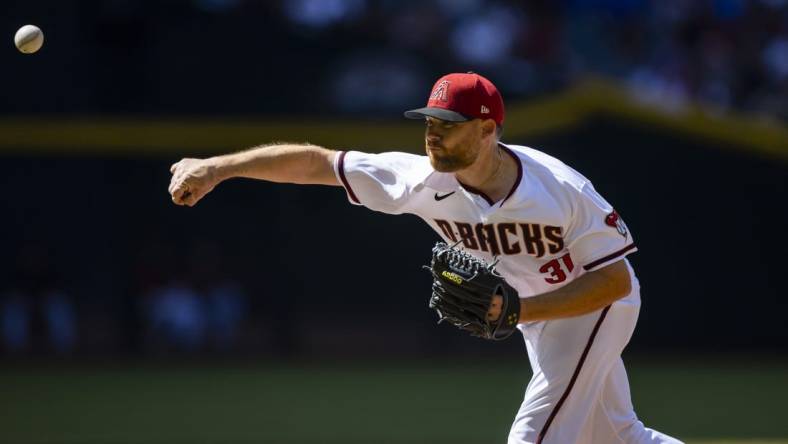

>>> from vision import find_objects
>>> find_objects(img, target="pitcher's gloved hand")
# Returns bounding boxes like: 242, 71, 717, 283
425, 242, 521, 340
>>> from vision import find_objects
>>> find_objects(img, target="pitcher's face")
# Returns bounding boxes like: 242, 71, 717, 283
424, 117, 485, 172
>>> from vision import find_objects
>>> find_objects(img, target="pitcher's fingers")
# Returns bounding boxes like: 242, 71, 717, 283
168, 177, 179, 195
168, 175, 189, 195
171, 184, 189, 205
170, 161, 181, 173
182, 191, 198, 207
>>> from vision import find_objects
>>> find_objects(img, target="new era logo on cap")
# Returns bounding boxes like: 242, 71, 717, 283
404, 72, 505, 126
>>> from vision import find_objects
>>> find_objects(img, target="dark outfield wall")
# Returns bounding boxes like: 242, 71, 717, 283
1, 117, 785, 355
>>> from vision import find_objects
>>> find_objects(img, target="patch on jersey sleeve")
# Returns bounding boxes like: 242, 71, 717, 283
605, 210, 628, 238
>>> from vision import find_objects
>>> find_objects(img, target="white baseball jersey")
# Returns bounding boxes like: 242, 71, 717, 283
333, 143, 683, 444
333, 143, 637, 305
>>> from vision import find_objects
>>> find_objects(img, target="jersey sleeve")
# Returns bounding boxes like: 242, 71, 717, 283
565, 183, 637, 272
333, 150, 423, 215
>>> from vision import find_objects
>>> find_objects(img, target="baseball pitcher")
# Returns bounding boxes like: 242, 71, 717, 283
169, 72, 683, 444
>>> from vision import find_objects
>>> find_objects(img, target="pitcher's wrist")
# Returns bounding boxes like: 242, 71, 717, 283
210, 155, 234, 182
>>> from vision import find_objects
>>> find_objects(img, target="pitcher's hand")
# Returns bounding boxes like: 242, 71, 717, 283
169, 158, 220, 206
486, 294, 503, 322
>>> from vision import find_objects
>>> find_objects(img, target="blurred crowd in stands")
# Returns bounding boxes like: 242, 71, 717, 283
1, 240, 250, 356
1, 243, 77, 355
4, 0, 786, 119
284, 0, 788, 118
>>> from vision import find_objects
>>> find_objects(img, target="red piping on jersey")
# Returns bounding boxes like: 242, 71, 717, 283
499, 144, 523, 205
582, 243, 637, 271
536, 305, 611, 444
337, 151, 360, 204
456, 144, 523, 206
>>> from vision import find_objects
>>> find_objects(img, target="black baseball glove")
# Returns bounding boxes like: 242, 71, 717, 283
425, 241, 521, 340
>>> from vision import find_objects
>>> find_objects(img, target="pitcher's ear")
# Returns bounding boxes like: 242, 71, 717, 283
481, 118, 497, 138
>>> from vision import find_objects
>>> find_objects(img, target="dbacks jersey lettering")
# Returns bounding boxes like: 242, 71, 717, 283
334, 143, 638, 304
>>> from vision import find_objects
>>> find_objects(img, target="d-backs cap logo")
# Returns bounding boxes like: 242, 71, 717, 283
430, 80, 450, 102
605, 210, 628, 238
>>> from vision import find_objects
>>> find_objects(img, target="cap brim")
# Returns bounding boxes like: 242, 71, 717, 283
403, 107, 469, 122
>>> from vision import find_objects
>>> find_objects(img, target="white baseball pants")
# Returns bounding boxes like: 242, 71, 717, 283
507, 297, 683, 444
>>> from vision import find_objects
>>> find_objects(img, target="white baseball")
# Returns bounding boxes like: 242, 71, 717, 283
14, 25, 44, 54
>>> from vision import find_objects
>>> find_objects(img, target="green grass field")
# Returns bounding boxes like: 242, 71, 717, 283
0, 357, 785, 444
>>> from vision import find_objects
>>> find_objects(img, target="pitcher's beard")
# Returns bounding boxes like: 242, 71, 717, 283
427, 148, 476, 173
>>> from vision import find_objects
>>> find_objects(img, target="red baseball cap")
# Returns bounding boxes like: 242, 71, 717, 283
404, 72, 504, 126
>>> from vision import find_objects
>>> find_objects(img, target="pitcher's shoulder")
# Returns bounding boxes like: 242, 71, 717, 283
501, 143, 591, 192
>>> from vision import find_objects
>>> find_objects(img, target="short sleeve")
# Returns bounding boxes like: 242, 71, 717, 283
333, 150, 426, 215
565, 183, 637, 271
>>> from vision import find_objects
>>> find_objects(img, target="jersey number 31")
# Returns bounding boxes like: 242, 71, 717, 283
539, 253, 574, 284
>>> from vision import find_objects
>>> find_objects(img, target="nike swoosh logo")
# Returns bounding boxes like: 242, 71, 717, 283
434, 191, 456, 201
